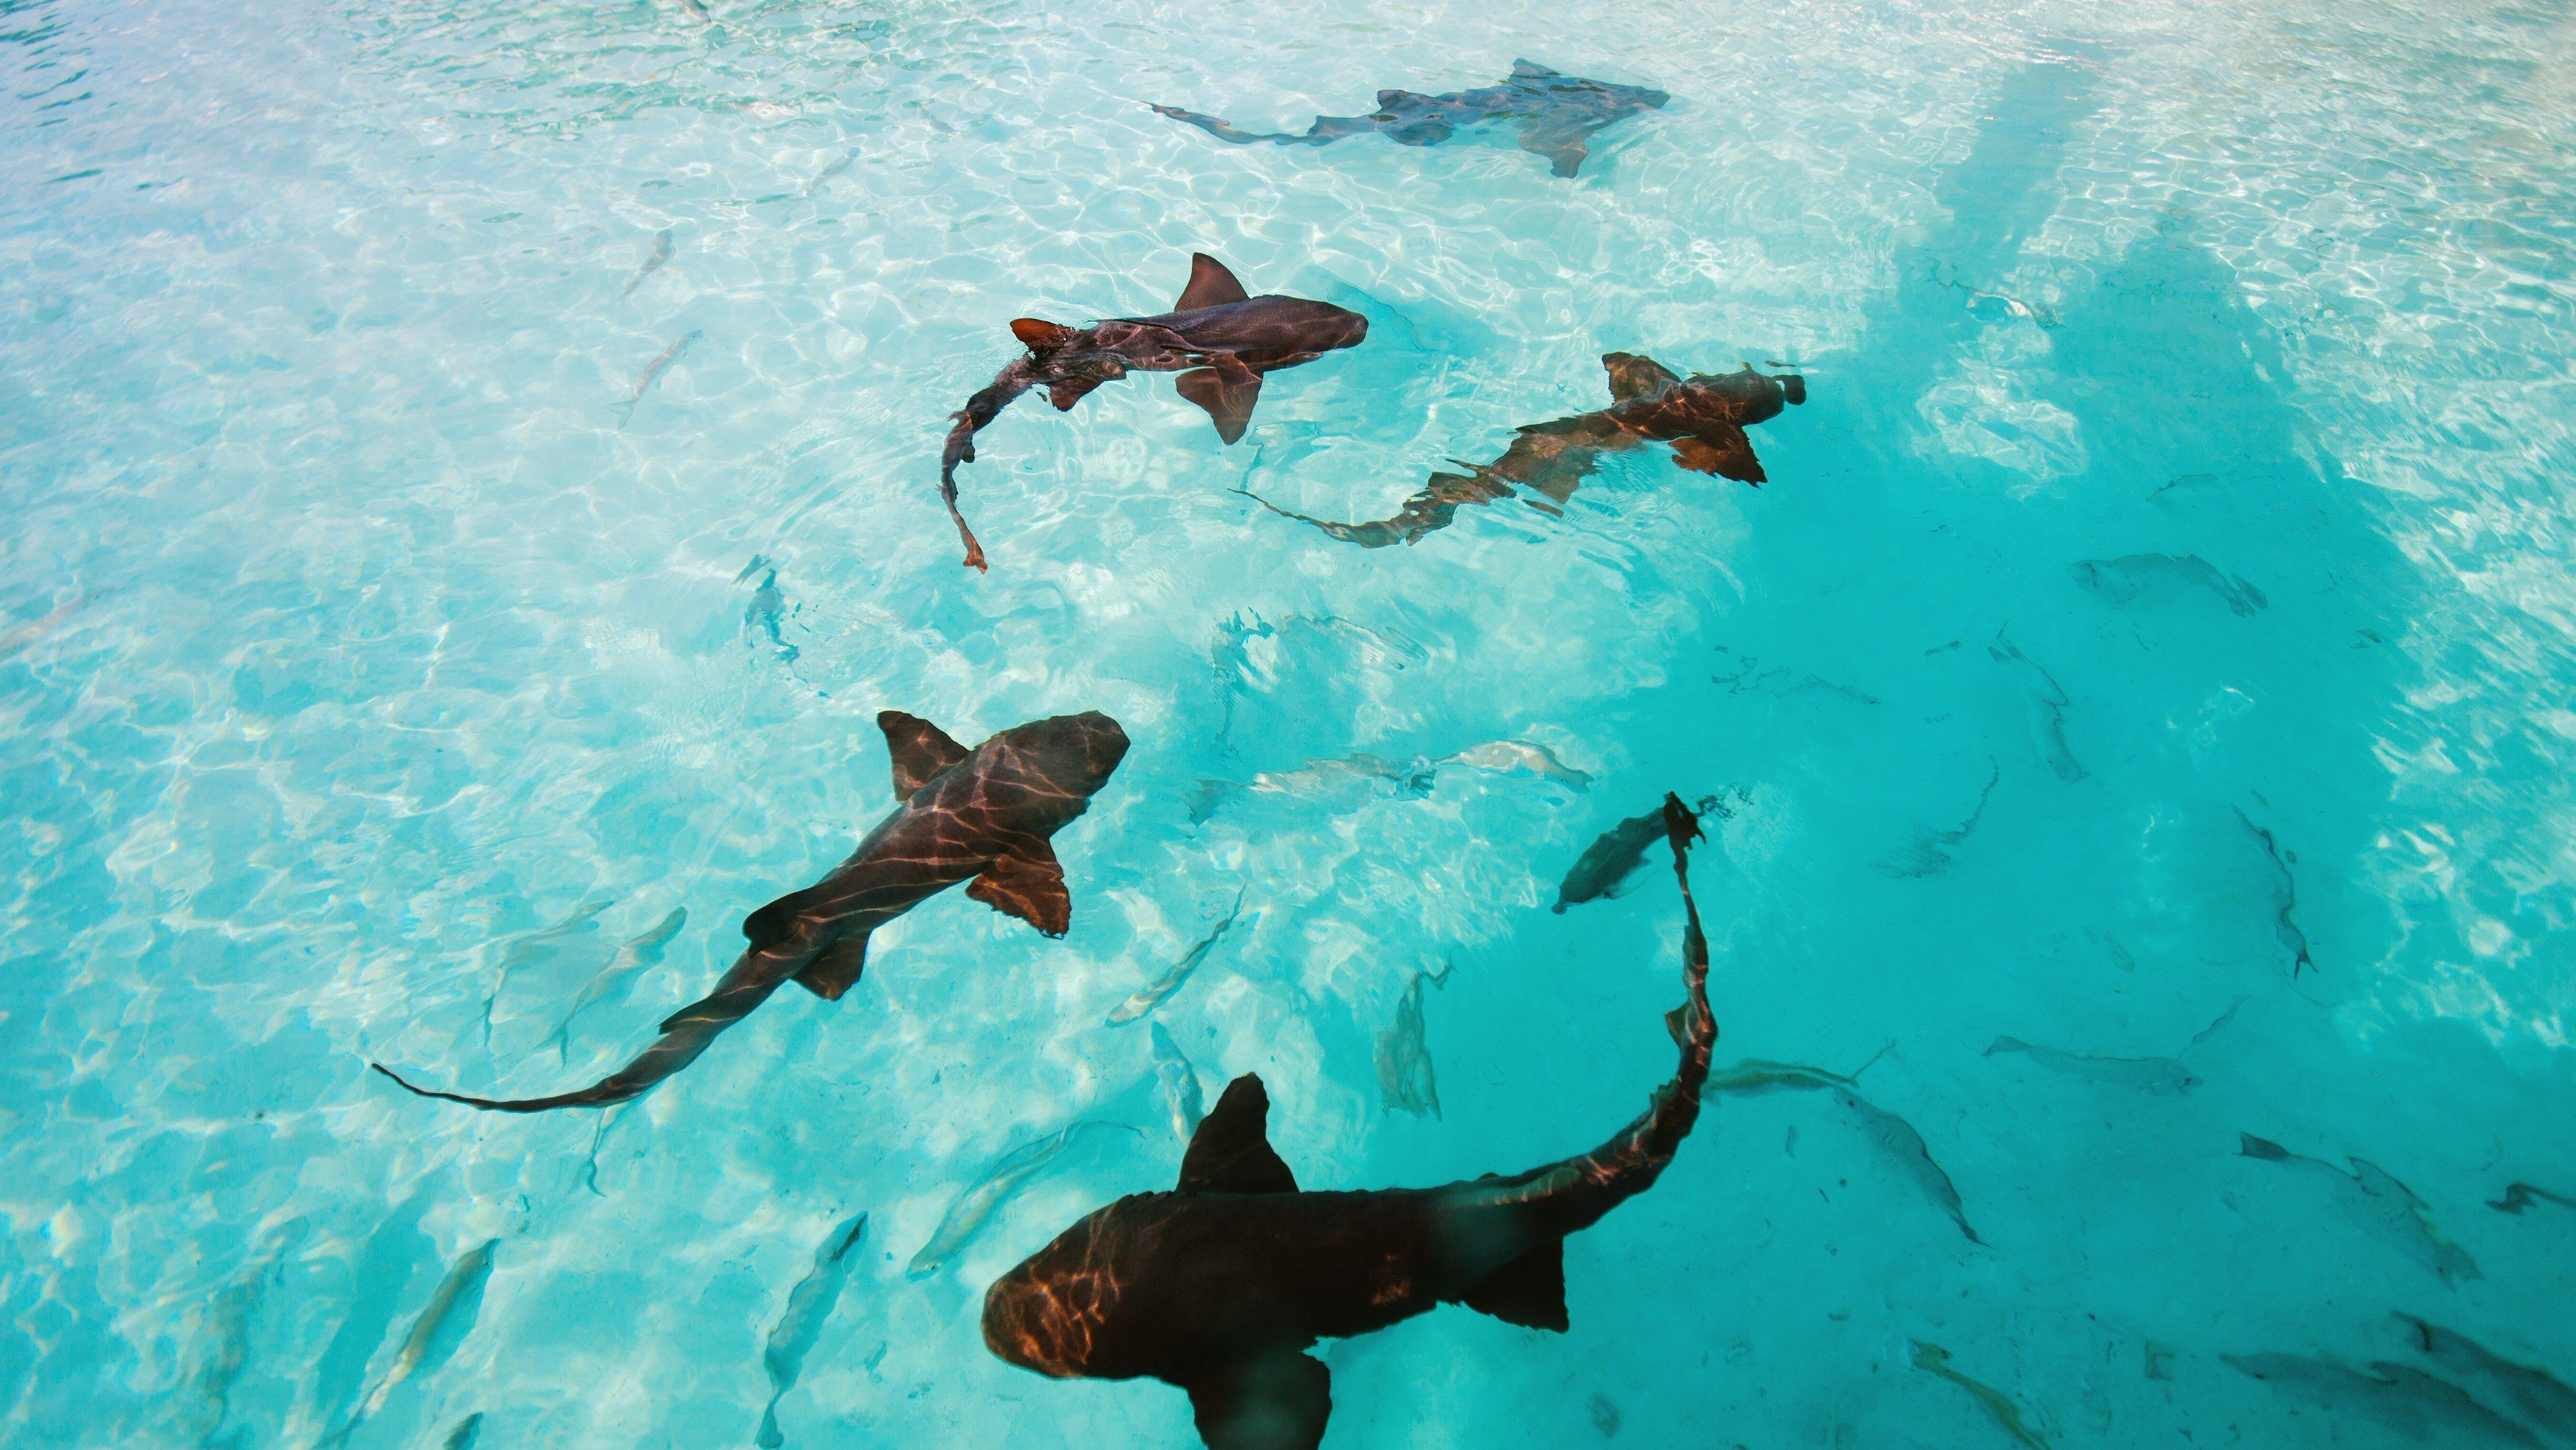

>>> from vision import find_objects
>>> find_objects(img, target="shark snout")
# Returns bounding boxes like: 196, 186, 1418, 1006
1015, 710, 1132, 794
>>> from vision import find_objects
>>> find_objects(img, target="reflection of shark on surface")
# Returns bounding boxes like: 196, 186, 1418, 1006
1247, 354, 1804, 548
938, 253, 1368, 569
2070, 553, 2267, 617
1152, 61, 1668, 178
2238, 1134, 2479, 1285
1875, 760, 1998, 878
983, 796, 1719, 1450
1988, 632, 2083, 782
2227, 1352, 2541, 1447
374, 711, 1128, 1111
2393, 1313, 2576, 1441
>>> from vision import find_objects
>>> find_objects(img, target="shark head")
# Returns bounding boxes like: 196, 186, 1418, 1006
995, 711, 1132, 804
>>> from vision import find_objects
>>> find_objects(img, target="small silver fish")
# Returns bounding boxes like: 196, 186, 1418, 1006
1148, 1023, 1205, 1141
614, 329, 702, 429
1374, 972, 1440, 1118
620, 229, 674, 298
2069, 553, 2266, 617
1833, 1087, 1979, 1244
804, 153, 855, 197
185, 1220, 306, 1443
1989, 632, 2083, 782
0, 592, 86, 658
2238, 1135, 2478, 1285
1106, 891, 1247, 1025
544, 907, 688, 1064
2394, 1313, 2576, 1439
1441, 739, 1592, 790
333, 1239, 499, 1443
2227, 1353, 2539, 1446
756, 1214, 869, 1449
1188, 753, 1435, 823
1984, 1037, 2198, 1094
907, 1124, 1111, 1279
441, 1412, 484, 1450
482, 898, 614, 1053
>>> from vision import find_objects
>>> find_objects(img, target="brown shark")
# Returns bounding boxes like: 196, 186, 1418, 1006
1249, 352, 1804, 548
371, 710, 1130, 1112
982, 794, 1718, 1449
937, 253, 1369, 570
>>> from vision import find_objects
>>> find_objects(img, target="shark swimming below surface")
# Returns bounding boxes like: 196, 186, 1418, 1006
982, 795, 1719, 1449
372, 709, 1129, 1112
1247, 352, 1804, 549
937, 253, 1368, 570
1152, 61, 1668, 178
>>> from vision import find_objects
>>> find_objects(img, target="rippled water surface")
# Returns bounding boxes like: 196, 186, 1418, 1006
6, 0, 2576, 1444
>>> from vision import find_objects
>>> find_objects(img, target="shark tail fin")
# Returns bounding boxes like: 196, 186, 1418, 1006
1460, 1239, 1568, 1330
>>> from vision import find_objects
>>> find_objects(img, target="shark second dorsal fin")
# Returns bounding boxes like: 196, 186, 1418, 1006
1601, 352, 1681, 403
1459, 1239, 1568, 1331
1174, 253, 1250, 312
1178, 1075, 1298, 1194
967, 846, 1072, 937
879, 710, 970, 797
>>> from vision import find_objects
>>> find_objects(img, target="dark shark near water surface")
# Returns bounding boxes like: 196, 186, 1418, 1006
1153, 61, 1668, 178
937, 253, 1367, 570
982, 795, 1720, 1449
371, 710, 1128, 1112
1250, 353, 1805, 548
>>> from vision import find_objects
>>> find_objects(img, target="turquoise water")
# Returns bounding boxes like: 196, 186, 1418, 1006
6, 0, 2576, 1443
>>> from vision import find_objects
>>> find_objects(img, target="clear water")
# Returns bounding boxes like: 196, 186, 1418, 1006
5, 0, 2575, 1445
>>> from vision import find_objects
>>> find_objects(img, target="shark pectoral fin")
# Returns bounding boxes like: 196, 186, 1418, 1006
1010, 318, 1077, 352
1669, 427, 1765, 485
967, 847, 1072, 937
1600, 352, 1682, 403
791, 932, 869, 1000
1174, 253, 1252, 311
1046, 376, 1106, 411
1178, 1075, 1298, 1194
1176, 363, 1263, 445
1186, 1352, 1332, 1450
879, 710, 971, 796
1519, 126, 1589, 177
1459, 1239, 1569, 1331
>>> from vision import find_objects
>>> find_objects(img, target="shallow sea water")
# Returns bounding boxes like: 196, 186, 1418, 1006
6, 0, 2576, 1445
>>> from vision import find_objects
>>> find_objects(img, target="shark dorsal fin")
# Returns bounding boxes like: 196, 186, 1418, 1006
879, 711, 970, 798
1510, 59, 1561, 79
1174, 253, 1250, 312
1601, 352, 1682, 403
1177, 1075, 1298, 1194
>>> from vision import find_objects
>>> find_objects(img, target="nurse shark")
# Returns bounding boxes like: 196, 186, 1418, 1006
372, 710, 1129, 1112
1152, 61, 1668, 178
982, 794, 1719, 1449
937, 253, 1368, 570
1248, 353, 1806, 548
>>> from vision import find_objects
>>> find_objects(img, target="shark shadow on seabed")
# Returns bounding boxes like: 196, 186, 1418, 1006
1245, 353, 1803, 548
1153, 61, 1668, 178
